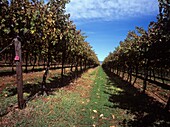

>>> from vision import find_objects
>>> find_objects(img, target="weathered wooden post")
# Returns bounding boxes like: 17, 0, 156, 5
14, 37, 24, 109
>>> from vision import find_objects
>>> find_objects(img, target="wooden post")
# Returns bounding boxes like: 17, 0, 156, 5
14, 37, 24, 109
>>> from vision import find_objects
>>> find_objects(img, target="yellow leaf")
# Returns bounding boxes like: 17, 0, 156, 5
93, 110, 97, 113
99, 114, 104, 118
112, 114, 115, 119
30, 30, 35, 34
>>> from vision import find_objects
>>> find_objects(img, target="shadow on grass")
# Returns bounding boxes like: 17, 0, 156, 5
8, 68, 88, 96
103, 68, 170, 127
2, 68, 90, 115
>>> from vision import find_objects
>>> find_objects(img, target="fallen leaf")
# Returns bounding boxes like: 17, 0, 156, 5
93, 110, 97, 113
99, 114, 104, 118
112, 114, 115, 119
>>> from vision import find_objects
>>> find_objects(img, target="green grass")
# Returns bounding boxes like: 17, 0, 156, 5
0, 77, 41, 117
79, 67, 133, 127
1, 67, 134, 126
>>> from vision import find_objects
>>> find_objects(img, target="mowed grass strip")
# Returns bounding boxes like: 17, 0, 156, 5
0, 68, 98, 127
0, 69, 62, 118
79, 67, 133, 127
1, 67, 134, 127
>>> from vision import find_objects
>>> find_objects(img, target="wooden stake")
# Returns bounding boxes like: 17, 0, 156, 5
14, 37, 24, 109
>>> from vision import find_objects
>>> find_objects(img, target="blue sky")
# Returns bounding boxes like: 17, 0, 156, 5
66, 0, 159, 61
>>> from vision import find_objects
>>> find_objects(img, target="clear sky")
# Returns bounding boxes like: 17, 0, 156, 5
66, 0, 159, 61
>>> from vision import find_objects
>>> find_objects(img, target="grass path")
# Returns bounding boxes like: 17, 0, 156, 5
1, 67, 99, 126
1, 67, 170, 127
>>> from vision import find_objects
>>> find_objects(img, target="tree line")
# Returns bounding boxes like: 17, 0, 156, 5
0, 0, 100, 106
0, 0, 99, 75
102, 0, 170, 110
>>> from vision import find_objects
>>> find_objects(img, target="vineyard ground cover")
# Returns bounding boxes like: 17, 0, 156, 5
103, 68, 170, 126
115, 71, 170, 105
0, 67, 98, 126
0, 66, 70, 92
0, 66, 86, 117
0, 66, 170, 126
